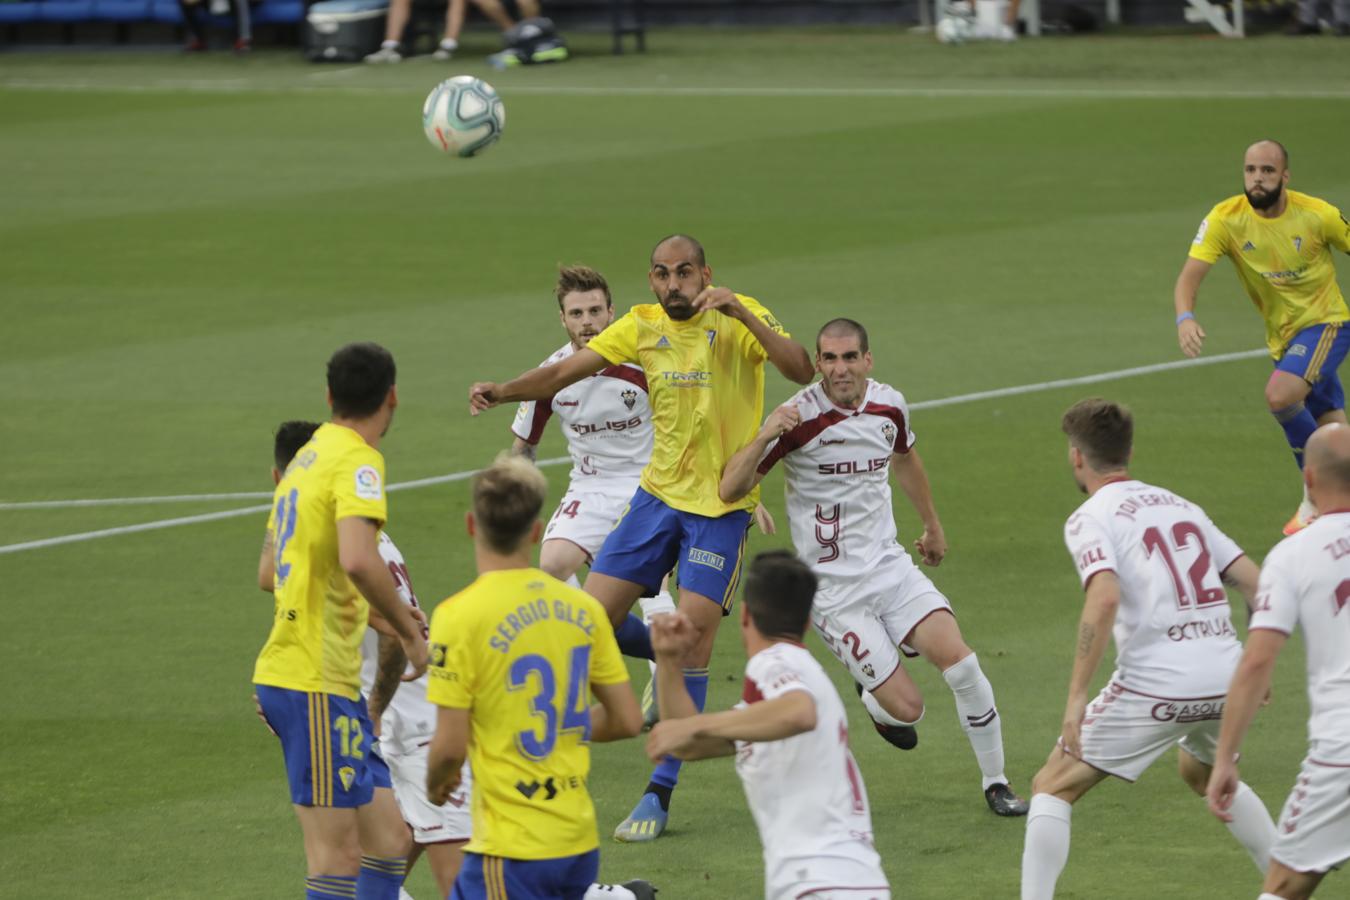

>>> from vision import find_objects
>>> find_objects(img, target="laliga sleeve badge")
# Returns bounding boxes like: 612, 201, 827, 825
354, 465, 383, 500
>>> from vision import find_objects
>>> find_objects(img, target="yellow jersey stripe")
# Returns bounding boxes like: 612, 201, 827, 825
1310, 324, 1340, 382
1306, 325, 1332, 381
322, 694, 333, 806
308, 693, 321, 806
720, 528, 749, 610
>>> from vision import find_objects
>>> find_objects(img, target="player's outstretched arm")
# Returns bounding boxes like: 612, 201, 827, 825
647, 693, 817, 762
338, 517, 429, 678
588, 680, 643, 742
1059, 571, 1120, 760
426, 706, 469, 806
1207, 629, 1285, 822
469, 348, 608, 415
692, 288, 814, 384
510, 436, 537, 462
1174, 257, 1212, 358
720, 403, 801, 503
892, 449, 946, 566
1220, 556, 1262, 617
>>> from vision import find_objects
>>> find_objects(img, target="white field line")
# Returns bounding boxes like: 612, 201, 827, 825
3, 79, 1350, 100
0, 350, 1268, 555
0, 456, 572, 511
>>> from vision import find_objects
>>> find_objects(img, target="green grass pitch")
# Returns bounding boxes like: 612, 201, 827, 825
3, 28, 1349, 899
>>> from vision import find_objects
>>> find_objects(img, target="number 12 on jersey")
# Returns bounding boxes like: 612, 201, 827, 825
507, 645, 593, 760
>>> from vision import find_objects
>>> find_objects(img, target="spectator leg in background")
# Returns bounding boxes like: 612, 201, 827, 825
178, 0, 208, 47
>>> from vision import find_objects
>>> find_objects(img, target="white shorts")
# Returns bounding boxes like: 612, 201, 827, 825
767, 857, 890, 900
541, 484, 637, 560
383, 741, 472, 845
1069, 682, 1222, 783
1270, 755, 1350, 874
810, 555, 952, 691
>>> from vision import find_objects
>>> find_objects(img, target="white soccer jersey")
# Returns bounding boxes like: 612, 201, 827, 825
1250, 511, 1350, 763
757, 380, 916, 579
1064, 479, 1245, 698
510, 341, 652, 488
736, 642, 888, 898
359, 532, 435, 756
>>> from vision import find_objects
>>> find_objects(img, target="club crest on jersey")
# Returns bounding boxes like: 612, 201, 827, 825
861, 663, 875, 679
338, 767, 356, 791
1294, 236, 1303, 252
621, 388, 637, 410
882, 423, 897, 446
1242, 240, 1256, 252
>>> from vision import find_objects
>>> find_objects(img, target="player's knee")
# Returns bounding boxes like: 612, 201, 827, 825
1266, 378, 1307, 412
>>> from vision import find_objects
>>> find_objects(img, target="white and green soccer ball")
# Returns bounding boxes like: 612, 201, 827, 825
422, 76, 505, 158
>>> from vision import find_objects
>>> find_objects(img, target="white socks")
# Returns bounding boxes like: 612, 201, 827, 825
565, 573, 582, 589
584, 885, 637, 900
860, 686, 922, 727
398, 888, 416, 900
1223, 782, 1277, 872
439, 37, 459, 50
942, 653, 1007, 785
1021, 793, 1072, 900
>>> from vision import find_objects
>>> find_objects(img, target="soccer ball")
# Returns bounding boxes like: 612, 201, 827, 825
422, 76, 506, 158
935, 15, 973, 43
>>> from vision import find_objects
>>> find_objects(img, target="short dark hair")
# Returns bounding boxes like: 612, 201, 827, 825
816, 318, 869, 354
1061, 398, 1133, 471
555, 265, 612, 311
274, 420, 320, 470
651, 234, 707, 268
742, 550, 817, 641
327, 342, 396, 418
472, 454, 549, 554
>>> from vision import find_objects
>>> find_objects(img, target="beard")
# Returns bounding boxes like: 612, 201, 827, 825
1245, 182, 1283, 210
660, 291, 698, 321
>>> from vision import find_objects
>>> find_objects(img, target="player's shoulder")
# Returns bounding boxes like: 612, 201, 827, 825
747, 640, 817, 681
1288, 190, 1345, 224
862, 379, 909, 411
1205, 194, 1249, 221
543, 342, 575, 366
1281, 512, 1348, 556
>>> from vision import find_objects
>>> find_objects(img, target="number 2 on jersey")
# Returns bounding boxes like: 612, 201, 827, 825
508, 644, 593, 760
273, 488, 299, 586
1142, 521, 1226, 609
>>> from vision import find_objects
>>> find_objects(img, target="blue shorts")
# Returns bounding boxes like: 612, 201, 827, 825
452, 850, 599, 900
590, 487, 751, 614
1277, 322, 1350, 419
255, 685, 376, 808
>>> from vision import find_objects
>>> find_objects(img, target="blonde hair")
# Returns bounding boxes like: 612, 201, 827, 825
472, 453, 548, 553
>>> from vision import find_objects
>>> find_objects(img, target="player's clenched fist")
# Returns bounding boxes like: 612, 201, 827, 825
649, 612, 698, 660
427, 769, 463, 807
469, 381, 500, 415
1177, 317, 1206, 358
759, 403, 801, 441
646, 719, 698, 762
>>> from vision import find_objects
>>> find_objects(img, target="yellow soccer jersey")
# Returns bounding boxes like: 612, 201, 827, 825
426, 568, 628, 860
253, 422, 388, 700
585, 294, 788, 517
1189, 190, 1350, 357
